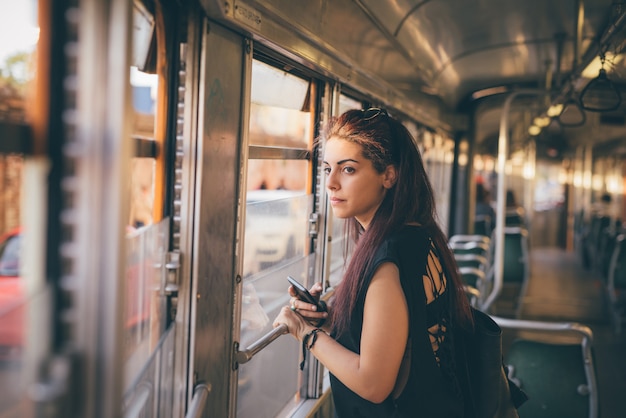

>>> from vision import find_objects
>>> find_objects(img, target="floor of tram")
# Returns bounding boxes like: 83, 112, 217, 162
506, 209, 626, 418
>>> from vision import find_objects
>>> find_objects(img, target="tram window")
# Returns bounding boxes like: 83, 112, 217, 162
0, 3, 37, 123
327, 216, 347, 286
325, 95, 362, 286
121, 4, 163, 396
128, 67, 157, 230
0, 0, 38, 411
249, 60, 310, 148
420, 131, 454, 234
238, 59, 314, 418
338, 95, 362, 115
122, 67, 160, 386
535, 163, 566, 211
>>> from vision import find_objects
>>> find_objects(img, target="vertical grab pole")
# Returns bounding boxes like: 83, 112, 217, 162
482, 89, 547, 312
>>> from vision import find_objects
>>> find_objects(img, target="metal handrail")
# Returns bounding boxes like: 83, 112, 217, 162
185, 384, 211, 418
482, 89, 548, 312
492, 316, 593, 340
235, 323, 289, 365
449, 234, 491, 246
492, 316, 597, 418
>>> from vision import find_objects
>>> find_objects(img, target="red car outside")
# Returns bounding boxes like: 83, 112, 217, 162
0, 227, 24, 361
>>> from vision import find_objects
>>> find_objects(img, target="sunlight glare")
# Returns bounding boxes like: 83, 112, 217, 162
0, 0, 39, 64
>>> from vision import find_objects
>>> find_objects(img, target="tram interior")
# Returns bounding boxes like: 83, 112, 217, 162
2, 0, 626, 417
236, 1, 626, 417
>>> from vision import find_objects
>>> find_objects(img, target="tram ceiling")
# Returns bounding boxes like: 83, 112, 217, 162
203, 0, 626, 152
353, 0, 626, 152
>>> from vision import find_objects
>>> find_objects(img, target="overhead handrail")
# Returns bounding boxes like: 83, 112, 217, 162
185, 384, 211, 418
234, 323, 289, 366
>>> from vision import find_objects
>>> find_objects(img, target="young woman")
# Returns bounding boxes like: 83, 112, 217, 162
273, 108, 474, 417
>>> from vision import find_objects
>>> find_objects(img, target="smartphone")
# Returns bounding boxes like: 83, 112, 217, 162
287, 276, 321, 308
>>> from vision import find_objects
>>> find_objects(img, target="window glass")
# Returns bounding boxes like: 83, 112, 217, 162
249, 60, 310, 148
128, 67, 157, 230
0, 0, 37, 412
338, 95, 361, 115
0, 0, 38, 123
326, 96, 361, 286
123, 218, 169, 391
421, 131, 454, 234
238, 59, 313, 418
327, 216, 347, 287
122, 4, 162, 395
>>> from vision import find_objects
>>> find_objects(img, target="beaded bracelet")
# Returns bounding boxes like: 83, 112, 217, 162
299, 328, 324, 370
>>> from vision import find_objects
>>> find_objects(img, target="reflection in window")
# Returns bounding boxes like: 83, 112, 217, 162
0, 0, 38, 123
129, 67, 157, 230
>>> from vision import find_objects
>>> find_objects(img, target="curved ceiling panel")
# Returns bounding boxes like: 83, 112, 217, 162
359, 0, 615, 108
207, 0, 626, 149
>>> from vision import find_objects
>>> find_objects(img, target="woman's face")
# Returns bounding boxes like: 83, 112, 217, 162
323, 137, 395, 229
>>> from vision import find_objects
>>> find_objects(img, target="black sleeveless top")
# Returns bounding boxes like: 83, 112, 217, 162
330, 225, 465, 417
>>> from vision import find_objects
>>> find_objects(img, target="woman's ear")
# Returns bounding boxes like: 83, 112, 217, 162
382, 165, 397, 189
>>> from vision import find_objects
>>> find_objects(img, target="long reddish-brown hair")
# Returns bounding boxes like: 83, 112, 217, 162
320, 109, 473, 335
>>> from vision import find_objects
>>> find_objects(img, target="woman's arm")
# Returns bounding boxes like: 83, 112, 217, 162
309, 262, 409, 402
273, 262, 409, 402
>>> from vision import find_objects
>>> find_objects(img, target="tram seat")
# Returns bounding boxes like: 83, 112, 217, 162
502, 227, 529, 285
493, 316, 598, 418
459, 267, 485, 307
449, 234, 491, 247
463, 283, 481, 308
449, 240, 490, 257
583, 215, 611, 271
606, 234, 626, 333
505, 208, 526, 227
597, 224, 619, 279
453, 253, 488, 269
489, 227, 529, 317
449, 239, 492, 270
474, 214, 493, 237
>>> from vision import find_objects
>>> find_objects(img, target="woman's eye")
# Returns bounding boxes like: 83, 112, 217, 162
323, 167, 331, 175
343, 166, 355, 174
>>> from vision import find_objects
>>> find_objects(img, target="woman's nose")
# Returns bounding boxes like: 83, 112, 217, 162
326, 171, 338, 190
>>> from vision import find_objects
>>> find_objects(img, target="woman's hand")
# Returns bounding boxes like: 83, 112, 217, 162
273, 306, 313, 341
273, 282, 329, 339
288, 282, 328, 327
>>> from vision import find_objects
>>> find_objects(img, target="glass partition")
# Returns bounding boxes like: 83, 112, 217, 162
123, 218, 169, 391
